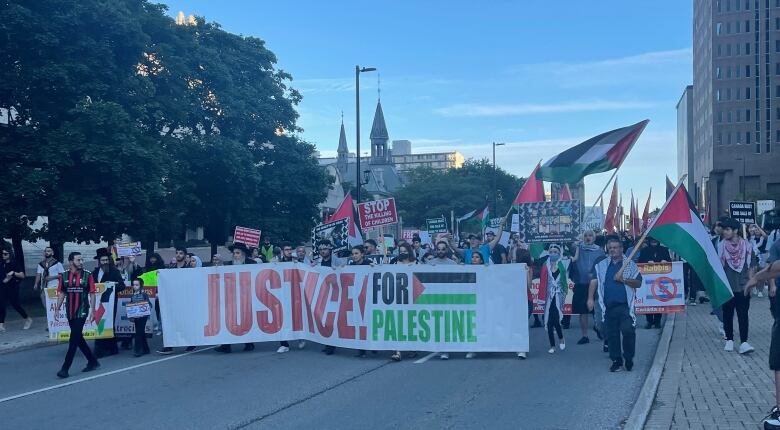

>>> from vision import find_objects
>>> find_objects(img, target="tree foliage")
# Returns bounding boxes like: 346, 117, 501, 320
394, 159, 526, 228
0, 0, 330, 255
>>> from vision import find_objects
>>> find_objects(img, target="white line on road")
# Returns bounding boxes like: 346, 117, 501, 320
0, 346, 215, 404
413, 352, 437, 364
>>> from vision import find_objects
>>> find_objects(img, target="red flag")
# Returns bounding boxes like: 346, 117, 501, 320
630, 191, 640, 237
327, 194, 363, 243
513, 163, 545, 204
557, 184, 572, 201
641, 188, 652, 230
604, 178, 619, 233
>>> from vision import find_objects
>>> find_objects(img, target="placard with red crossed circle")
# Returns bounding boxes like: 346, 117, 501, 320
633, 262, 686, 314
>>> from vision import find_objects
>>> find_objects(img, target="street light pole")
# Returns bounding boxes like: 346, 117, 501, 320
355, 65, 376, 204
492, 142, 505, 214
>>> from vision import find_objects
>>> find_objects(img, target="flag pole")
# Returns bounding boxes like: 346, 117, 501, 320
621, 178, 687, 272
592, 167, 620, 208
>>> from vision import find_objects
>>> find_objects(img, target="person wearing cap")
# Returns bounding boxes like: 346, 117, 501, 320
718, 218, 757, 354
214, 242, 258, 354
484, 230, 508, 264
92, 247, 126, 358
452, 222, 504, 265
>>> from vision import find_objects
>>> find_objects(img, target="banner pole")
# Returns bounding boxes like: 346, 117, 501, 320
592, 168, 619, 208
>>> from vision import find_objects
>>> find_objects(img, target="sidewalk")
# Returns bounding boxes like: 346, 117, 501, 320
645, 297, 775, 429
0, 316, 51, 354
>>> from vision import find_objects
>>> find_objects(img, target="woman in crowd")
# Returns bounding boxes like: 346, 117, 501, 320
189, 255, 203, 268
541, 244, 568, 354
391, 243, 418, 362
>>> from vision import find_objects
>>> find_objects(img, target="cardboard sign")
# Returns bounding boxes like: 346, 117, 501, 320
583, 206, 605, 232
757, 200, 776, 216
488, 217, 504, 228
126, 301, 152, 318
426, 217, 448, 234
234, 226, 262, 248
729, 201, 756, 224
358, 198, 398, 229
516, 200, 581, 243
312, 218, 350, 252
116, 242, 143, 257
382, 234, 395, 251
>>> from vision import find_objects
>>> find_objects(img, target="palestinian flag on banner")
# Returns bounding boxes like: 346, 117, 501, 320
647, 184, 733, 307
536, 120, 649, 184
413, 271, 477, 305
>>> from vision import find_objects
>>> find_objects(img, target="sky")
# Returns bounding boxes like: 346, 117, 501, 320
160, 0, 693, 209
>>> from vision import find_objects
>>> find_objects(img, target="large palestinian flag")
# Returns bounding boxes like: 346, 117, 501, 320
537, 120, 649, 184
648, 184, 733, 307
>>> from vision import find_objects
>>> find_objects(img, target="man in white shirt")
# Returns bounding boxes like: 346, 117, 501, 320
33, 246, 65, 311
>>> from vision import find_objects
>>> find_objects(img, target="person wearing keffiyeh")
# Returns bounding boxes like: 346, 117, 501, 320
541, 244, 570, 354
718, 218, 757, 355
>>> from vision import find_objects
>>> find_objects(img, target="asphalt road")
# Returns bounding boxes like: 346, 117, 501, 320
0, 318, 661, 430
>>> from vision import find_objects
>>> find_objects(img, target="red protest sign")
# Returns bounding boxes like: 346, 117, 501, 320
234, 226, 262, 248
357, 198, 398, 229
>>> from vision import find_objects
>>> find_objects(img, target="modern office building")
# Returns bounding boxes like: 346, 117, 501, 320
693, 0, 780, 222
677, 85, 695, 198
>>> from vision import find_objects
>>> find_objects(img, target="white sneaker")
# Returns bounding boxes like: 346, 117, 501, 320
297, 340, 307, 349
0, 323, 5, 332
465, 352, 476, 359
724, 340, 734, 352
548, 347, 555, 354
559, 342, 566, 351
718, 323, 725, 338
440, 353, 449, 360
276, 346, 290, 353
738, 342, 755, 354
23, 318, 33, 330
517, 352, 527, 359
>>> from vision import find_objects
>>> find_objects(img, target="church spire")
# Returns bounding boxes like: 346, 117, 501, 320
369, 100, 389, 164
337, 113, 349, 167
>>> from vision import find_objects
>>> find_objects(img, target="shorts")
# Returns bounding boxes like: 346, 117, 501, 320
572, 282, 591, 315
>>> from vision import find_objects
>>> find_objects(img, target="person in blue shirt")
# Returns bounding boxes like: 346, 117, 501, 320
587, 237, 643, 372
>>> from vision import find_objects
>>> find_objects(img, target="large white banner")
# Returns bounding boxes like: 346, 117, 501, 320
157, 263, 529, 352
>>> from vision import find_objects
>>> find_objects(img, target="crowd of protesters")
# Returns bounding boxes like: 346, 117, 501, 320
1, 216, 778, 390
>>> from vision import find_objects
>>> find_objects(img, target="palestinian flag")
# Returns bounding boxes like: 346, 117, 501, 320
513, 162, 545, 205
536, 120, 649, 184
478, 205, 490, 230
413, 272, 477, 305
647, 184, 733, 307
328, 194, 364, 246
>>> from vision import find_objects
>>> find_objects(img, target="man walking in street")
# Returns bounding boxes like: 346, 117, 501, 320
33, 246, 65, 313
92, 248, 126, 358
570, 230, 605, 345
588, 237, 642, 372
215, 242, 257, 353
0, 248, 33, 332
54, 252, 100, 378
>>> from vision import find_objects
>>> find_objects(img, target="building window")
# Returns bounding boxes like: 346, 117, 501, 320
718, 111, 723, 123
728, 111, 733, 122
727, 44, 732, 56
746, 65, 751, 77
747, 108, 751, 120
746, 42, 751, 54
718, 133, 723, 145
757, 144, 762, 153
737, 109, 742, 122
776, 63, 780, 75
747, 87, 751, 98
747, 131, 752, 144
717, 22, 723, 34
776, 40, 780, 52
776, 130, 780, 142
776, 17, 780, 29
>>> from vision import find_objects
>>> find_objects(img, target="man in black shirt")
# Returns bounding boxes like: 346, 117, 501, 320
485, 231, 508, 264
92, 248, 126, 358
0, 248, 31, 332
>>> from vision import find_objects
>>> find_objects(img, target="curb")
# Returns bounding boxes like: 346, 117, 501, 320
623, 313, 676, 429
0, 338, 57, 355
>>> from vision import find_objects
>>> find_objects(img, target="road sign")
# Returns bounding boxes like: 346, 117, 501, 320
729, 201, 756, 224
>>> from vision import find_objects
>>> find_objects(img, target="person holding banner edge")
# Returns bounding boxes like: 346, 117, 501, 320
215, 242, 258, 354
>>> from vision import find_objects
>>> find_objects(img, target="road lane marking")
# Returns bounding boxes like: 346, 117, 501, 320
0, 346, 215, 404
413, 352, 437, 364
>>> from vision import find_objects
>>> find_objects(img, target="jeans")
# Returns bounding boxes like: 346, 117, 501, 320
547, 303, 563, 347
62, 318, 97, 371
133, 317, 150, 354
605, 303, 635, 364
0, 284, 29, 323
645, 313, 662, 326
722, 293, 751, 343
